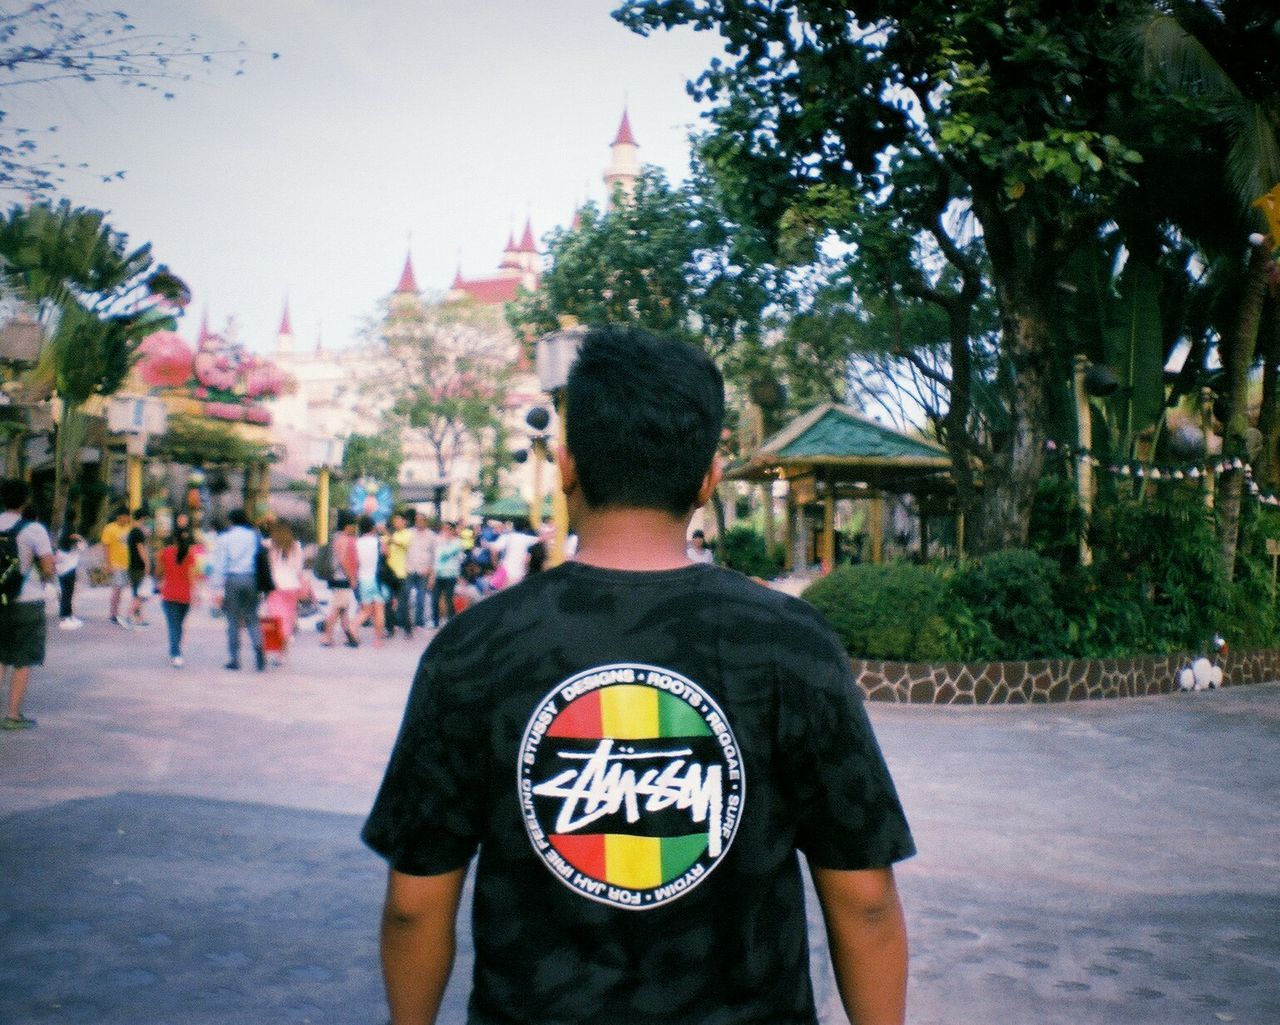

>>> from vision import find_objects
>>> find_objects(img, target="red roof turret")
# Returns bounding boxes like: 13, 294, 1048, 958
520, 217, 537, 252
452, 265, 465, 288
278, 300, 292, 336
395, 252, 419, 294
613, 108, 637, 147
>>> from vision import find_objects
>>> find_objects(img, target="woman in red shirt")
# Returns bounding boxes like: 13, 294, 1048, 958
158, 525, 198, 668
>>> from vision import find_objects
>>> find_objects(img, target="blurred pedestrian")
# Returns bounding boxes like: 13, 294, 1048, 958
431, 521, 462, 628
265, 521, 304, 649
211, 508, 266, 672
1, 478, 54, 730
383, 510, 413, 639
355, 515, 386, 648
406, 511, 437, 629
158, 524, 198, 667
125, 508, 152, 627
100, 506, 131, 627
321, 511, 360, 649
54, 523, 86, 630
686, 528, 715, 565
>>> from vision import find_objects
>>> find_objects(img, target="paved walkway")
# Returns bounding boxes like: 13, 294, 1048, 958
2, 585, 1277, 1024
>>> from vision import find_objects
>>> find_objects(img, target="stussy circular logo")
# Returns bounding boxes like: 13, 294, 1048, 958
518, 663, 745, 910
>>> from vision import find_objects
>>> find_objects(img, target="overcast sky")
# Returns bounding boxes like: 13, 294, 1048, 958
4, 1, 722, 352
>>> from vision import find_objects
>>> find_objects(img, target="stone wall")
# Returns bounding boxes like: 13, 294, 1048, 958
852, 649, 1280, 704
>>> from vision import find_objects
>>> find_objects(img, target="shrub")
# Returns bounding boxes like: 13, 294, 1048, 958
718, 525, 781, 579
945, 549, 1069, 660
803, 563, 959, 661
1088, 492, 1227, 654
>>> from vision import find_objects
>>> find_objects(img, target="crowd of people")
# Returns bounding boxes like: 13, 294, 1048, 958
0, 469, 717, 728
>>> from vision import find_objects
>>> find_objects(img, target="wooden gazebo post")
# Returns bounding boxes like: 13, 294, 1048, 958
821, 475, 836, 573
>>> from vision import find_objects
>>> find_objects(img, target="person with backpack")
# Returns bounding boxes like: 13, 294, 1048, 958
0, 478, 55, 730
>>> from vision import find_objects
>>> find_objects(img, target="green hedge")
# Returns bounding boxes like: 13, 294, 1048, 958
803, 563, 960, 661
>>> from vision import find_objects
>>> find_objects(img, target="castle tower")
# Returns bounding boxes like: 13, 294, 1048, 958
498, 231, 521, 278
603, 108, 640, 208
275, 300, 294, 358
390, 251, 422, 316
517, 217, 540, 290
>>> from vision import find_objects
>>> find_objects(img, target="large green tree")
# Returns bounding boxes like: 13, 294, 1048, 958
509, 164, 774, 368
1140, 2, 1280, 576
617, 0, 1166, 552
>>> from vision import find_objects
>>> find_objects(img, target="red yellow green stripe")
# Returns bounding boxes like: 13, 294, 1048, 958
551, 833, 710, 887
548, 684, 712, 740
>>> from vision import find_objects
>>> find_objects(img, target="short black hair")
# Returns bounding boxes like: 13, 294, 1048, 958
228, 508, 250, 527
565, 327, 724, 517
1, 477, 30, 512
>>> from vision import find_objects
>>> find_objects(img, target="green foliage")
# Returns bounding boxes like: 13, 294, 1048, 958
1027, 467, 1084, 571
1088, 489, 1228, 654
1223, 504, 1280, 650
342, 433, 402, 489
152, 413, 270, 468
718, 525, 781, 579
804, 563, 960, 661
945, 550, 1070, 660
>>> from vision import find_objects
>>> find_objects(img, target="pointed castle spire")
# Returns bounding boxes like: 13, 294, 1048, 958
613, 107, 637, 147
275, 298, 294, 357
395, 251, 419, 294
604, 106, 640, 209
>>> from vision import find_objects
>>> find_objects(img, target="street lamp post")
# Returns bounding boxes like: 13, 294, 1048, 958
535, 326, 586, 566
308, 436, 346, 545
107, 395, 167, 513
515, 405, 553, 531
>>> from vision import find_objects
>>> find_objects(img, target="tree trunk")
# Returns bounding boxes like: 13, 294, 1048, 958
49, 404, 86, 539
1216, 244, 1270, 580
969, 305, 1052, 553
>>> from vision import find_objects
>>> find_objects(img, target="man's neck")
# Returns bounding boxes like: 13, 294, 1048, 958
572, 507, 695, 571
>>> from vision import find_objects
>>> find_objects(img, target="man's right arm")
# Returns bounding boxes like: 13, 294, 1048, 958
380, 866, 467, 1025
811, 865, 908, 1025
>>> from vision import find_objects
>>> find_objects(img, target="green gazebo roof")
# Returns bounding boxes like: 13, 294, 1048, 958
475, 494, 554, 520
726, 403, 956, 493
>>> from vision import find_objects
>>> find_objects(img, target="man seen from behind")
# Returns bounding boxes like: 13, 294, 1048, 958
363, 327, 914, 1025
1, 478, 55, 730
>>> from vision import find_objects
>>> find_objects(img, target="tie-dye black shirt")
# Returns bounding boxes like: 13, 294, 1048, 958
363, 561, 914, 1025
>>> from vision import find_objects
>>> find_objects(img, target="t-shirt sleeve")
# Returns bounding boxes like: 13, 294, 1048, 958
776, 614, 915, 871
23, 522, 53, 560
362, 643, 489, 875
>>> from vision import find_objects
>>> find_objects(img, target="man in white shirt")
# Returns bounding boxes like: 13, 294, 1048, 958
211, 508, 266, 671
405, 512, 437, 629
0, 478, 55, 730
490, 518, 539, 588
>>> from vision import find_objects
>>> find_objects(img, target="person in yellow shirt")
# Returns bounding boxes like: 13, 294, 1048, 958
100, 507, 132, 627
384, 510, 414, 639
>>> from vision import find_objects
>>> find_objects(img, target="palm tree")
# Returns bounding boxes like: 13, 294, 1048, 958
0, 200, 187, 533
1142, 2, 1280, 577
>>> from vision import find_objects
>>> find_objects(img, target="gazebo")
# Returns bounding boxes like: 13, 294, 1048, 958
724, 402, 965, 570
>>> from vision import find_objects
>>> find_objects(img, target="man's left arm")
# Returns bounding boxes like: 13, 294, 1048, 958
812, 866, 908, 1025
380, 866, 466, 1025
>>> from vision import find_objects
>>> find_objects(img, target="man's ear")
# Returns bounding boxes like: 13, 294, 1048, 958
695, 456, 723, 508
557, 445, 578, 497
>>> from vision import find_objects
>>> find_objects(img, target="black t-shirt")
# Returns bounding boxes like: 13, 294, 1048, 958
127, 526, 146, 573
363, 562, 914, 1025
